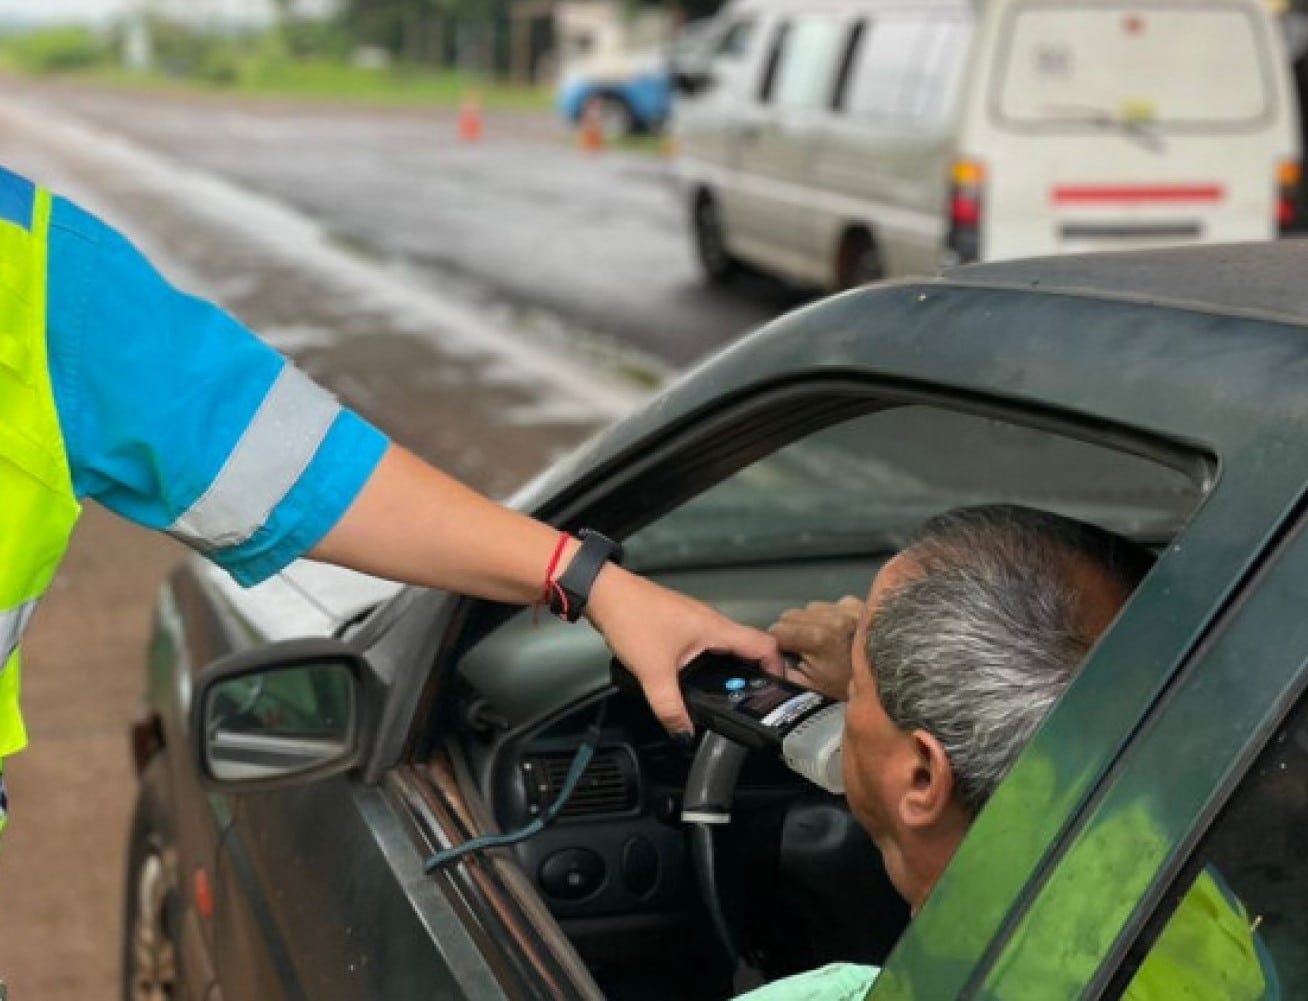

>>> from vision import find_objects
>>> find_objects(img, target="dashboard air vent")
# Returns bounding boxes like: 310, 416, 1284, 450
521, 747, 637, 818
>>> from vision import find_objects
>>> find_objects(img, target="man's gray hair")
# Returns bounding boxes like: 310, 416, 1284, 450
868, 505, 1152, 815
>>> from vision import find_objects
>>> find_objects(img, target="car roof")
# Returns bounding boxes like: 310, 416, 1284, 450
944, 240, 1308, 331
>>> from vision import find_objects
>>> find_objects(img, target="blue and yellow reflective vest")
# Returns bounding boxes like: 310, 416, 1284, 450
0, 177, 82, 767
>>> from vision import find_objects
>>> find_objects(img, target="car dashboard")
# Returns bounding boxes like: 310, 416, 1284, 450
450, 560, 909, 997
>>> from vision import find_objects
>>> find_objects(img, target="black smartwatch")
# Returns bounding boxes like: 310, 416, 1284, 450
549, 529, 623, 623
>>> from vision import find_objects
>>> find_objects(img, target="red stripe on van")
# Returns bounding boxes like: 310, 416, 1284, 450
1053, 185, 1224, 204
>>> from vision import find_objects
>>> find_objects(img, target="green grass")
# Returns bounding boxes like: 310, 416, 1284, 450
1, 50, 550, 111
0, 25, 106, 74
231, 59, 551, 110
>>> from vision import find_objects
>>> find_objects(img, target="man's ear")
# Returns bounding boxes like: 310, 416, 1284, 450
897, 729, 957, 829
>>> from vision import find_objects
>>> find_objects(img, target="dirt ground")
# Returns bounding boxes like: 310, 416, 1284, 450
0, 509, 186, 999
0, 86, 632, 998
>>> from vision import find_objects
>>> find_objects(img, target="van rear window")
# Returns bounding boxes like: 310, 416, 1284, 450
992, 4, 1272, 131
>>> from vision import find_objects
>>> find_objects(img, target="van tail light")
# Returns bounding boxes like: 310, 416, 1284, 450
948, 159, 986, 264
1277, 160, 1300, 233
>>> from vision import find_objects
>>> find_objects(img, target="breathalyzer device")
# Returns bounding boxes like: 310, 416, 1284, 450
676, 652, 846, 795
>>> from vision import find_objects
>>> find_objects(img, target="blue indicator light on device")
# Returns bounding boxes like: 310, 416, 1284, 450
725, 677, 747, 692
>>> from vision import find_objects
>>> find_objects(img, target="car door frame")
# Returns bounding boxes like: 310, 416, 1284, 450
204, 564, 606, 1000
723, 10, 852, 281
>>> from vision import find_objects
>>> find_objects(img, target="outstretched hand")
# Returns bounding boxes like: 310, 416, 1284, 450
585, 565, 783, 736
311, 446, 781, 733
767, 596, 865, 701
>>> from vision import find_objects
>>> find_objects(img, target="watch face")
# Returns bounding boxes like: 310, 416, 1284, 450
552, 531, 624, 621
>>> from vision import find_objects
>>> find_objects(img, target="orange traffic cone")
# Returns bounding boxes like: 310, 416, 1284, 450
457, 97, 484, 143
578, 99, 605, 153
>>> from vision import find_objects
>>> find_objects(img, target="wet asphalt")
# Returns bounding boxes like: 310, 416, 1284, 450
7, 80, 809, 369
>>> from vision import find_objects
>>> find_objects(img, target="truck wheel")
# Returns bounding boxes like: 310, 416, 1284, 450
586, 94, 636, 140
122, 761, 180, 1001
694, 194, 738, 285
836, 229, 884, 290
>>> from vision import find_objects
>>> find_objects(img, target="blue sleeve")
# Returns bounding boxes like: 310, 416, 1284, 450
45, 196, 390, 586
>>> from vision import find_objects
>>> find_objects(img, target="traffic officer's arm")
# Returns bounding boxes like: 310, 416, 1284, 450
311, 444, 782, 736
47, 188, 778, 739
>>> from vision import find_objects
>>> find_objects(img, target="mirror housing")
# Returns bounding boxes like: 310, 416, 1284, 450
672, 68, 714, 97
191, 638, 380, 792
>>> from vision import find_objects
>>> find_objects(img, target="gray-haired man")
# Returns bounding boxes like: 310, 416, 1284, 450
742, 505, 1269, 1000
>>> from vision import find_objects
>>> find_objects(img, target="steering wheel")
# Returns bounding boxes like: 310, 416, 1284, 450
681, 733, 910, 985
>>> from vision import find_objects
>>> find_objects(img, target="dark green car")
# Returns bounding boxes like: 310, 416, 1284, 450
125, 242, 1308, 1000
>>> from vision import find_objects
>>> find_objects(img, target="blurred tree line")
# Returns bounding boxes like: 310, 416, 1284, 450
336, 1, 720, 73
0, 0, 724, 86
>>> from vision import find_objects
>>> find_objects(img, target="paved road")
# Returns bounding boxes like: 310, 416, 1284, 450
9, 81, 808, 368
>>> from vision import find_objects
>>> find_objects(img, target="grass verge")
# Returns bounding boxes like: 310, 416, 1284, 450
0, 59, 550, 111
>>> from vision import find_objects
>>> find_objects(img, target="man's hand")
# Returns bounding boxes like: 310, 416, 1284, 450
767, 596, 865, 701
586, 565, 783, 736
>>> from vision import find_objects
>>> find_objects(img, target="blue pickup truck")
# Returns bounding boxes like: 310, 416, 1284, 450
555, 49, 673, 137
555, 18, 717, 137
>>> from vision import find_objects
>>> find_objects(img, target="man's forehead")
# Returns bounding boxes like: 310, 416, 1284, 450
866, 552, 925, 613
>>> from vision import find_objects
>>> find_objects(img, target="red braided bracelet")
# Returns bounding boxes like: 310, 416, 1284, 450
541, 532, 571, 605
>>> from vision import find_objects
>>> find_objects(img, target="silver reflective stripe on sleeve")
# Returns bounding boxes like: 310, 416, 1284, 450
0, 600, 37, 669
169, 364, 341, 552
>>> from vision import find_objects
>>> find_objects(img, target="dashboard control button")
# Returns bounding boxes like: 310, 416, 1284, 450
539, 848, 605, 901
621, 836, 659, 898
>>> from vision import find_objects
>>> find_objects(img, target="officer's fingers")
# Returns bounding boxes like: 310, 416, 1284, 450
640, 673, 693, 737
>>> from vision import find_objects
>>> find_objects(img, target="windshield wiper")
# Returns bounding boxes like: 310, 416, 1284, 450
1038, 103, 1166, 153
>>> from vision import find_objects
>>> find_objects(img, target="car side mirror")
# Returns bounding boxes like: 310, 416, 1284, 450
673, 68, 715, 96
192, 639, 378, 791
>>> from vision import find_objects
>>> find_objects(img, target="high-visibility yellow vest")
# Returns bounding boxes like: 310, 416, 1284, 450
965, 757, 1273, 1001
0, 182, 82, 763
1124, 868, 1273, 1000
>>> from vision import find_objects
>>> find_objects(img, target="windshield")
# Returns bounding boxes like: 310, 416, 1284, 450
623, 406, 1202, 571
992, 3, 1272, 131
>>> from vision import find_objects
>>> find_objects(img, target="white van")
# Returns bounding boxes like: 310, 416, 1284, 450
673, 0, 1301, 289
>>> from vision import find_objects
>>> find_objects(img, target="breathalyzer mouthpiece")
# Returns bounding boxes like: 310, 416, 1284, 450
781, 702, 845, 795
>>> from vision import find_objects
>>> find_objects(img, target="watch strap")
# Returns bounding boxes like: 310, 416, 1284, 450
550, 530, 622, 622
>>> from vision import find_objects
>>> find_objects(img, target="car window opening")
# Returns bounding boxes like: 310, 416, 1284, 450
439, 397, 1212, 1000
